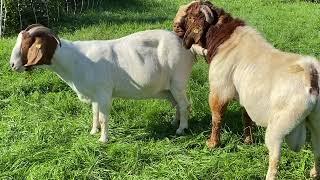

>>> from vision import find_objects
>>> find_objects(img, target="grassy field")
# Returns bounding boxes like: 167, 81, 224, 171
1, 0, 320, 179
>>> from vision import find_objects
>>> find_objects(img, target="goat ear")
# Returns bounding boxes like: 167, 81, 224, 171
25, 39, 44, 66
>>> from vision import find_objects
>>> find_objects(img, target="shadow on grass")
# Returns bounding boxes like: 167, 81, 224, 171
141, 102, 263, 144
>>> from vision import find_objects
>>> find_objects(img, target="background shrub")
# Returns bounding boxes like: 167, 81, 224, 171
0, 0, 103, 36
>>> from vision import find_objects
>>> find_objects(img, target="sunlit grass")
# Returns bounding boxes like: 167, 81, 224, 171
0, 0, 319, 179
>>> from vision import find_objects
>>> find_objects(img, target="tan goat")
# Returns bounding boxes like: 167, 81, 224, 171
174, 1, 320, 179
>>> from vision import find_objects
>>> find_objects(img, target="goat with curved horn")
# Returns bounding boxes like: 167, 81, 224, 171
173, 1, 320, 180
200, 5, 214, 24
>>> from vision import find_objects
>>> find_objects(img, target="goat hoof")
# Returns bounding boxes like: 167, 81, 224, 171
99, 136, 108, 143
310, 167, 320, 179
244, 136, 253, 144
176, 128, 186, 135
90, 128, 100, 135
206, 140, 219, 149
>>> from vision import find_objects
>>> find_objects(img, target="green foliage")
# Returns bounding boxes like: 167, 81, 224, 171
3, 0, 102, 35
0, 0, 320, 179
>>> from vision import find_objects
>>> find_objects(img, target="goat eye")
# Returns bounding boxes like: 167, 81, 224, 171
36, 44, 42, 49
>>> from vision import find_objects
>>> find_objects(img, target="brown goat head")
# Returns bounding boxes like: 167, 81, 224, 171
173, 1, 245, 62
173, 1, 218, 49
20, 24, 61, 69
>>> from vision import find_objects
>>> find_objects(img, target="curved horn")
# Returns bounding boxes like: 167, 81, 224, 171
200, 5, 214, 24
25, 24, 44, 31
29, 26, 61, 47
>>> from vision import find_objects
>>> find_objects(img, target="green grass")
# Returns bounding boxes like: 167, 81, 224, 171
1, 0, 320, 179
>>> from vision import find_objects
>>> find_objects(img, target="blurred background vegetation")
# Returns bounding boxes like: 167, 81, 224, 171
0, 0, 103, 36
0, 0, 319, 37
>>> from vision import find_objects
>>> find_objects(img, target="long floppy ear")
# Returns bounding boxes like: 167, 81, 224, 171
25, 37, 44, 66
24, 34, 58, 67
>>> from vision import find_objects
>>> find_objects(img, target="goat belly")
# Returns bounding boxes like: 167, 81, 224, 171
112, 77, 169, 99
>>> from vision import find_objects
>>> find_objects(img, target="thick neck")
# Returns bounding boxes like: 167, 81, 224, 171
48, 40, 92, 81
205, 15, 245, 62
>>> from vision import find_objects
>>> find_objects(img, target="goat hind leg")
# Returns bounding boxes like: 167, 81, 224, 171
264, 113, 304, 180
170, 89, 190, 135
307, 113, 320, 179
97, 94, 112, 143
165, 91, 180, 126
265, 123, 285, 180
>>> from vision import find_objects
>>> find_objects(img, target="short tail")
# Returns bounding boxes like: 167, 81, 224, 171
309, 64, 319, 96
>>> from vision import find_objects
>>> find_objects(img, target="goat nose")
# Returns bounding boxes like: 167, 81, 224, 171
10, 62, 14, 68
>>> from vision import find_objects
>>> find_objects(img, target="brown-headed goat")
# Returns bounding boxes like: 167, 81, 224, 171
174, 1, 320, 179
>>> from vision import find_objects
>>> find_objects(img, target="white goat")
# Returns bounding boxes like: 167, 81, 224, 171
9, 24, 198, 143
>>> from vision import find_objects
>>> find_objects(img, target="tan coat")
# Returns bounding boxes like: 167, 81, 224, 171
208, 25, 320, 180
173, 1, 320, 179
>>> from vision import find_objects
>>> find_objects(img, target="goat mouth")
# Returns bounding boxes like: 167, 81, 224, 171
12, 66, 26, 72
23, 65, 34, 71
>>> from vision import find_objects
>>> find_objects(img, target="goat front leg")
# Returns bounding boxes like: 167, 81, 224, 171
97, 94, 112, 143
207, 92, 228, 148
166, 91, 180, 126
242, 109, 254, 144
90, 102, 100, 135
170, 89, 190, 135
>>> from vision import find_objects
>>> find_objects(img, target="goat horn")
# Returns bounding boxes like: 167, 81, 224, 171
200, 5, 214, 24
28, 26, 61, 47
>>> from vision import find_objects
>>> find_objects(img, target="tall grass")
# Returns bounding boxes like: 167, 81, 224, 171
0, 0, 319, 179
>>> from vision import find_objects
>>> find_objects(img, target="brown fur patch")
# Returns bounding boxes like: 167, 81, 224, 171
205, 15, 245, 62
21, 31, 34, 65
175, 1, 245, 63
310, 65, 319, 95
21, 31, 59, 68
207, 93, 228, 148
200, 1, 245, 61
182, 3, 211, 49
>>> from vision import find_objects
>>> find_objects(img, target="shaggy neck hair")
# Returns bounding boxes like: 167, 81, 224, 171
205, 11, 245, 61
186, 2, 245, 62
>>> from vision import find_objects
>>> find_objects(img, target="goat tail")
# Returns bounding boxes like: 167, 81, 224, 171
309, 63, 319, 96
291, 58, 320, 97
